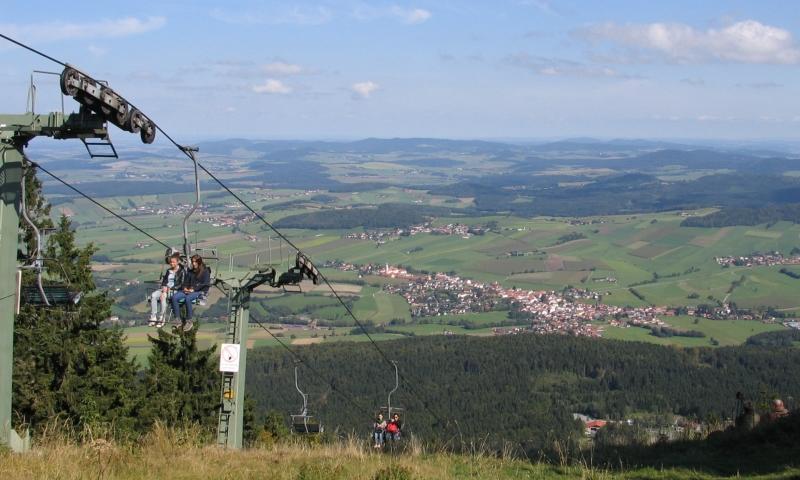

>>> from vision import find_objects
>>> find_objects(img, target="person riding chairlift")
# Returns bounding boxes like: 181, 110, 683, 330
170, 254, 210, 331
148, 252, 184, 327
386, 413, 402, 442
373, 413, 387, 449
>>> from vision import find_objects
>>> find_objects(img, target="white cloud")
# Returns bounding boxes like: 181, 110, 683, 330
253, 79, 292, 94
517, 0, 559, 16
263, 62, 304, 76
353, 5, 431, 24
351, 81, 379, 99
210, 7, 332, 26
579, 20, 800, 64
390, 7, 432, 24
680, 77, 705, 86
505, 53, 638, 78
87, 45, 108, 57
0, 16, 166, 42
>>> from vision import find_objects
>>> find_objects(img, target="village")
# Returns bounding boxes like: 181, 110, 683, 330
715, 251, 800, 267
323, 261, 672, 338
342, 222, 488, 243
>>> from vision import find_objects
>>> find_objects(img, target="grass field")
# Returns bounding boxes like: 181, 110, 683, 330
62, 183, 800, 362
601, 315, 787, 347
11, 431, 800, 480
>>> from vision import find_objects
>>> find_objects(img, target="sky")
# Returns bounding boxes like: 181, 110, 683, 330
1, 0, 800, 142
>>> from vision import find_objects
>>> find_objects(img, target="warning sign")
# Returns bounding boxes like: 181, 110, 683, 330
219, 343, 240, 372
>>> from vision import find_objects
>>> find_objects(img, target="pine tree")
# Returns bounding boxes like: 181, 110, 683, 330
13, 163, 140, 435
138, 328, 220, 435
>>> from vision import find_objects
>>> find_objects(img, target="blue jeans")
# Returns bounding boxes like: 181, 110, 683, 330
373, 431, 384, 446
171, 291, 203, 319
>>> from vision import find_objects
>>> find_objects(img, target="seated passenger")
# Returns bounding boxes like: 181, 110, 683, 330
386, 413, 402, 442
149, 252, 184, 327
373, 413, 387, 449
170, 254, 210, 331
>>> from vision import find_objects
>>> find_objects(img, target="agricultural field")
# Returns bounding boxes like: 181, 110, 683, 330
43, 156, 800, 357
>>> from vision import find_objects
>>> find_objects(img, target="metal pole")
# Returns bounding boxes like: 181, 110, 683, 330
216, 284, 249, 449
181, 147, 200, 259
388, 361, 399, 418
0, 140, 29, 452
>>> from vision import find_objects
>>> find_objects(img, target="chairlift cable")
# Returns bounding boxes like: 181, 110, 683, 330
28, 161, 172, 250
3, 33, 451, 432
247, 315, 372, 418
0, 33, 67, 68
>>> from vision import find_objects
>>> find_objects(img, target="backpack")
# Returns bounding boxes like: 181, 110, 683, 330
387, 422, 399, 433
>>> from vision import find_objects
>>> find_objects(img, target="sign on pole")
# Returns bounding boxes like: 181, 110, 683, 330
219, 343, 240, 373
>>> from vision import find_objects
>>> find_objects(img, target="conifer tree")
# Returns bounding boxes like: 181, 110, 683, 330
13, 162, 139, 434
138, 328, 220, 434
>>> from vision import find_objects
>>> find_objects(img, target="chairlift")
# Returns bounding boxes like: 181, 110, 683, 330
291, 365, 323, 434
379, 361, 406, 429
144, 146, 216, 329
17, 166, 82, 308
274, 253, 321, 292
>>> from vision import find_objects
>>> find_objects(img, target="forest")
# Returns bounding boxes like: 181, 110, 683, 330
681, 203, 800, 227
246, 333, 800, 456
273, 203, 459, 229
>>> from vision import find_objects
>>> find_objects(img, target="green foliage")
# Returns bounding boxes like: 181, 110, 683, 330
746, 329, 800, 347
247, 334, 800, 459
682, 203, 800, 227
137, 328, 219, 433
14, 176, 139, 434
274, 203, 458, 229
553, 232, 587, 245
373, 465, 413, 480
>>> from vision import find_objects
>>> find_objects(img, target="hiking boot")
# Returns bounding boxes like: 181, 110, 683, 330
183, 320, 194, 332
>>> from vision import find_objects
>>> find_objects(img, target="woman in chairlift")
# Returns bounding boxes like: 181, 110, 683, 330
149, 252, 184, 327
170, 254, 210, 331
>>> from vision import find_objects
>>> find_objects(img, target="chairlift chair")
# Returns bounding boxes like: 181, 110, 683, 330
291, 365, 323, 434
379, 361, 406, 434
18, 166, 82, 308
274, 253, 321, 293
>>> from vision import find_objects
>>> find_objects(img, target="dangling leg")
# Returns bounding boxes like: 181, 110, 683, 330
149, 290, 160, 325
171, 291, 185, 326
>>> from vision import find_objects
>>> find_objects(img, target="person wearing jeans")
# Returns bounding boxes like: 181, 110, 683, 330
149, 252, 184, 327
171, 254, 211, 331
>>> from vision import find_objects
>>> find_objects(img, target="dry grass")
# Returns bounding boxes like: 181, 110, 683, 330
2, 425, 800, 479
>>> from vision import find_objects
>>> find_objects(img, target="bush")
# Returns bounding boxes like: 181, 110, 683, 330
373, 465, 413, 480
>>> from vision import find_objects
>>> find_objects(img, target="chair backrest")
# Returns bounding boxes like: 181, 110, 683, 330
22, 285, 81, 306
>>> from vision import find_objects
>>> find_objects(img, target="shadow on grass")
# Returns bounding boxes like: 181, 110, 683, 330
594, 412, 800, 476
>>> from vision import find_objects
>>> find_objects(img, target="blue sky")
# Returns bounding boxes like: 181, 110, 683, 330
2, 1, 799, 141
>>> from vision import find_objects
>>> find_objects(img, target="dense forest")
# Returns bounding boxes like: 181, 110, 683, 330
273, 203, 459, 229
429, 174, 800, 217
246, 334, 800, 456
681, 204, 800, 227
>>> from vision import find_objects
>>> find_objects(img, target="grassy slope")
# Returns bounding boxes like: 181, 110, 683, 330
3, 434, 799, 480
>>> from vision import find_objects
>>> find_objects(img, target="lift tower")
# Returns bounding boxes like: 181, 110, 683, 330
1, 66, 155, 452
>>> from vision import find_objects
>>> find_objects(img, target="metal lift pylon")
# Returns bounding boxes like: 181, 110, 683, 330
214, 267, 276, 449
1, 64, 155, 452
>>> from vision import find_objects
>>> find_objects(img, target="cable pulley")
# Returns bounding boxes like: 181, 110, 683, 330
59, 65, 155, 144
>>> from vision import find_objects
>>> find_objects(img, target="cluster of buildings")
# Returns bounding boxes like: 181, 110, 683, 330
342, 222, 488, 243
122, 202, 256, 229
327, 262, 670, 338
715, 252, 800, 267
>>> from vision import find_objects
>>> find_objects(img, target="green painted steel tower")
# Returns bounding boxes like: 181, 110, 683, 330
1, 64, 156, 452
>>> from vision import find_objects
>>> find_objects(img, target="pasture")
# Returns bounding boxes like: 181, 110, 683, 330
58, 183, 800, 360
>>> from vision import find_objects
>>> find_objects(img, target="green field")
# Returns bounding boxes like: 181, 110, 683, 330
601, 315, 787, 347
60, 182, 800, 360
